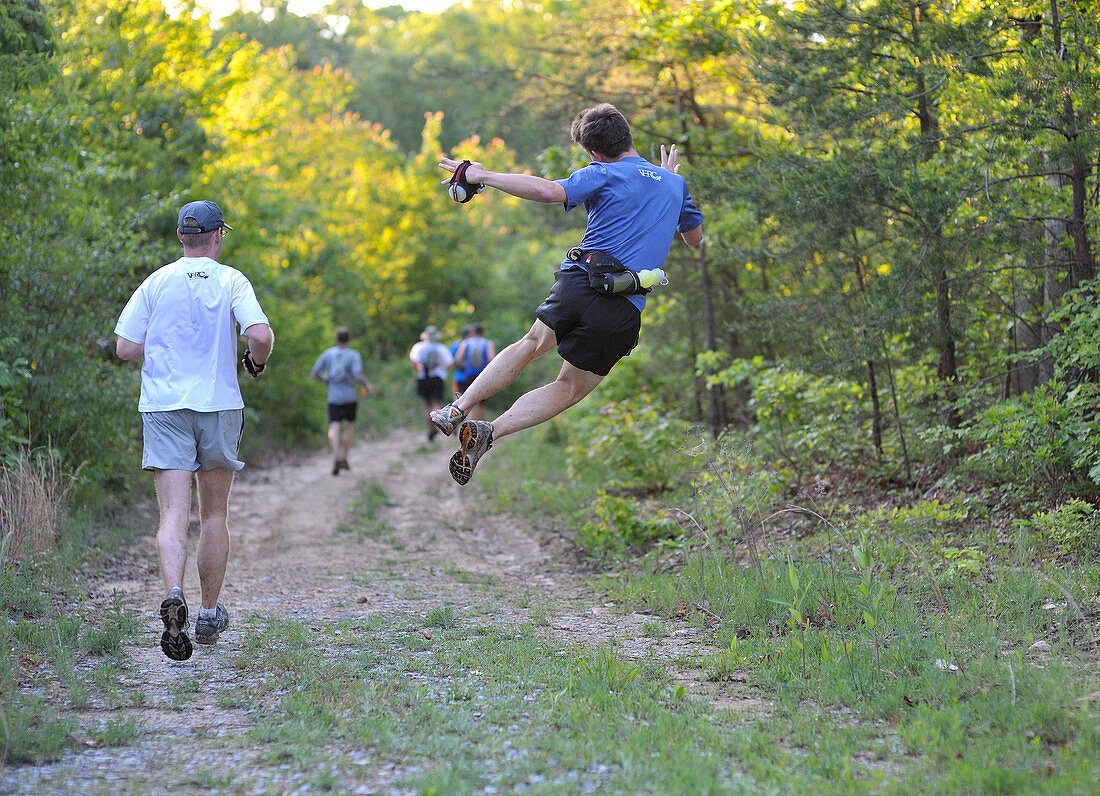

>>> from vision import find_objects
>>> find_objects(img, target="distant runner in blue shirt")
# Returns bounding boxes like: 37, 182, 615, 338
449, 324, 473, 400
311, 326, 373, 475
433, 103, 704, 486
454, 323, 496, 421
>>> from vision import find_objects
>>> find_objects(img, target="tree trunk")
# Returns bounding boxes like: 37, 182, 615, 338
1010, 0, 1097, 390
867, 355, 883, 460
696, 241, 727, 439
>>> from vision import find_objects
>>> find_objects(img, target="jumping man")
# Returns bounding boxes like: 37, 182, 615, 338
433, 103, 703, 484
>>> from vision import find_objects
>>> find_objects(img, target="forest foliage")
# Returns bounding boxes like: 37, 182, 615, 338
1, 0, 1099, 512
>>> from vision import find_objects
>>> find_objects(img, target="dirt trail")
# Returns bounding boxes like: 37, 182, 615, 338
3, 428, 744, 794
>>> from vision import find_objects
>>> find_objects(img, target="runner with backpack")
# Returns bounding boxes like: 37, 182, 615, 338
410, 325, 454, 441
453, 323, 496, 421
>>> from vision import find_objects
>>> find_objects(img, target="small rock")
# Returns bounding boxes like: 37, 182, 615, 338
1029, 640, 1052, 653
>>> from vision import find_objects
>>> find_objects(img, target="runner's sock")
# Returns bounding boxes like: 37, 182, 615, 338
199, 607, 217, 619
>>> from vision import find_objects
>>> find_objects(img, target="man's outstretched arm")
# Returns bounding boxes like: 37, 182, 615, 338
439, 157, 566, 204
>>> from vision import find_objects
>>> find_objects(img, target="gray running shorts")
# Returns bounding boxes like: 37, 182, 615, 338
141, 409, 245, 472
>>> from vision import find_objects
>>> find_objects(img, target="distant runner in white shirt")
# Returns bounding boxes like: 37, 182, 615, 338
115, 199, 274, 662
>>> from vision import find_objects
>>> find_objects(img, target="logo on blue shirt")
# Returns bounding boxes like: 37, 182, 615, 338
637, 169, 663, 181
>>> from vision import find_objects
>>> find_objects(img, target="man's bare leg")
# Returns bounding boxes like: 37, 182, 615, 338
452, 320, 559, 413
491, 361, 603, 439
445, 332, 603, 485
327, 421, 341, 459
153, 469, 193, 591
341, 421, 355, 461
154, 468, 195, 658
195, 468, 234, 611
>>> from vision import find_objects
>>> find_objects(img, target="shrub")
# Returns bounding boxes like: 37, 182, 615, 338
958, 381, 1088, 498
703, 356, 877, 480
1020, 499, 1100, 559
575, 491, 680, 557
565, 390, 692, 493
856, 498, 970, 538
0, 351, 32, 452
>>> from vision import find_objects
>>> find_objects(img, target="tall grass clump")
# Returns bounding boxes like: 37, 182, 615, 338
0, 448, 74, 564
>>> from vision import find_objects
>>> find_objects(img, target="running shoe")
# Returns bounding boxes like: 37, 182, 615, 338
194, 604, 230, 646
429, 402, 466, 436
449, 420, 493, 486
159, 587, 193, 661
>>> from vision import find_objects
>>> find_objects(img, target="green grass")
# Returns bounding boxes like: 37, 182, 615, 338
460, 427, 1100, 793
1, 523, 146, 763
335, 480, 394, 541
7, 421, 1100, 791
231, 612, 759, 793
476, 419, 594, 528
217, 591, 1100, 794
581, 531, 1100, 790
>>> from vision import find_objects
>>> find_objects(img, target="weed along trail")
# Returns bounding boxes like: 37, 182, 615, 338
5, 428, 751, 794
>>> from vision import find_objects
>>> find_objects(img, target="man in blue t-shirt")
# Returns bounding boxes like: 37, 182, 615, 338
449, 324, 473, 400
454, 323, 496, 421
311, 326, 373, 475
432, 103, 704, 486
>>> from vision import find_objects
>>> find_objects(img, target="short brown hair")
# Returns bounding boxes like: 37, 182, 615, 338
570, 103, 633, 159
179, 217, 217, 248
336, 327, 351, 344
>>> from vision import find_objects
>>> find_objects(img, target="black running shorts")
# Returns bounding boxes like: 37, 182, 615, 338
416, 375, 445, 402
535, 268, 641, 377
327, 402, 357, 423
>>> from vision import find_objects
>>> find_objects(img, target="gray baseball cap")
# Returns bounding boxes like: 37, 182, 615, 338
177, 200, 233, 234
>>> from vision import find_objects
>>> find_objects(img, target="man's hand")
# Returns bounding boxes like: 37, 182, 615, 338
661, 144, 681, 174
439, 156, 486, 184
242, 349, 266, 378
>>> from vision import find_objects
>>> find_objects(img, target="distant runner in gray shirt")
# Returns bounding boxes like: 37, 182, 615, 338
310, 326, 373, 475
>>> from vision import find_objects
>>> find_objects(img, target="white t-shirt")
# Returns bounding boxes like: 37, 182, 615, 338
410, 340, 452, 379
115, 257, 269, 412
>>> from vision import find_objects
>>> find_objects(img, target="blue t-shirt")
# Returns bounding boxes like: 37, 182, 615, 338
450, 339, 465, 382
461, 337, 492, 377
557, 157, 704, 311
310, 346, 363, 405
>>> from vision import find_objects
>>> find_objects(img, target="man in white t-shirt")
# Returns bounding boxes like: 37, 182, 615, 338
409, 325, 454, 441
115, 200, 274, 661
